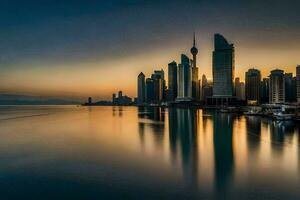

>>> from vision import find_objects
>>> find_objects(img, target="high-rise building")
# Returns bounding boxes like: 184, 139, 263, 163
202, 74, 208, 87
234, 77, 240, 97
112, 93, 116, 103
168, 61, 178, 101
212, 34, 235, 97
88, 97, 92, 104
240, 82, 245, 100
292, 76, 297, 102
151, 70, 165, 102
137, 72, 145, 104
176, 54, 192, 101
284, 73, 294, 102
112, 91, 132, 105
191, 33, 200, 100
145, 78, 155, 103
202, 81, 213, 102
245, 68, 261, 104
260, 78, 269, 103
269, 69, 285, 104
118, 91, 123, 99
297, 65, 300, 103
201, 74, 208, 101
235, 77, 245, 100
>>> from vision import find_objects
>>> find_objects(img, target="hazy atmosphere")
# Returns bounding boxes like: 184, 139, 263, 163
1, 0, 300, 100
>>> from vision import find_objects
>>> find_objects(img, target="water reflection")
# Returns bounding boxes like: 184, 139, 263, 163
168, 108, 199, 189
212, 113, 234, 198
136, 107, 300, 198
0, 106, 299, 199
138, 107, 166, 151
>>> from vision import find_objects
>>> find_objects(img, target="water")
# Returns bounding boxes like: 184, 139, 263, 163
0, 105, 299, 199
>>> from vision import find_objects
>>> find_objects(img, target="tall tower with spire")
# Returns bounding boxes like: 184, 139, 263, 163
191, 33, 200, 100
190, 32, 198, 68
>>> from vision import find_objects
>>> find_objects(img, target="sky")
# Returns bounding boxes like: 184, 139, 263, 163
0, 0, 300, 100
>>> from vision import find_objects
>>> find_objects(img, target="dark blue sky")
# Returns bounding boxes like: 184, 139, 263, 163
0, 0, 300, 99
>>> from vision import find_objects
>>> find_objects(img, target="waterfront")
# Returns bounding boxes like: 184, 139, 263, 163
0, 106, 299, 199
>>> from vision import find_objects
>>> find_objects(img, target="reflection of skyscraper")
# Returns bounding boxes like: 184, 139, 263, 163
245, 68, 261, 104
269, 69, 285, 104
137, 72, 145, 104
168, 108, 198, 188
168, 61, 178, 101
138, 106, 165, 152
176, 54, 192, 101
191, 33, 200, 101
212, 113, 234, 198
246, 116, 261, 150
212, 34, 235, 97
269, 121, 296, 145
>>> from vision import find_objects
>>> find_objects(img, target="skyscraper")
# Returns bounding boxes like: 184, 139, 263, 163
176, 54, 192, 101
118, 91, 123, 99
235, 77, 245, 100
260, 78, 269, 103
168, 61, 177, 101
191, 33, 200, 100
145, 78, 155, 103
112, 93, 116, 103
234, 77, 240, 97
297, 65, 300, 103
202, 81, 213, 102
269, 69, 285, 104
212, 34, 235, 98
201, 74, 208, 101
137, 72, 145, 104
292, 76, 297, 102
151, 70, 165, 102
245, 68, 261, 104
202, 74, 208, 87
284, 73, 293, 102
240, 82, 245, 100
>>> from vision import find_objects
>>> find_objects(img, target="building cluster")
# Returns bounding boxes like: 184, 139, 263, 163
138, 34, 201, 104
136, 33, 300, 106
112, 91, 132, 105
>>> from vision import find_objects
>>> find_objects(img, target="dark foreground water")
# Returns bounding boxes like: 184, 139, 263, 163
0, 106, 299, 199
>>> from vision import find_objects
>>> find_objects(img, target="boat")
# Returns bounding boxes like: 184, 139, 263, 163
244, 106, 262, 116
220, 107, 241, 113
272, 105, 296, 120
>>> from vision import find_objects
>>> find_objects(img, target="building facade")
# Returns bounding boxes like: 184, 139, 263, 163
235, 77, 245, 100
151, 70, 165, 102
245, 68, 261, 104
297, 65, 300, 103
145, 78, 155, 103
269, 69, 285, 104
176, 54, 192, 101
137, 72, 145, 104
212, 34, 235, 97
284, 73, 294, 102
260, 78, 269, 103
168, 61, 178, 101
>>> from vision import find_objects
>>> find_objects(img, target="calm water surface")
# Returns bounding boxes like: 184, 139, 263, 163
0, 106, 299, 199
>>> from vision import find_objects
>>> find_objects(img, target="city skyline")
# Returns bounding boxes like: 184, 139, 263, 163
1, 1, 300, 100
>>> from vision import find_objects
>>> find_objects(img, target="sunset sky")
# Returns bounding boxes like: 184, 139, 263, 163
0, 0, 300, 100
